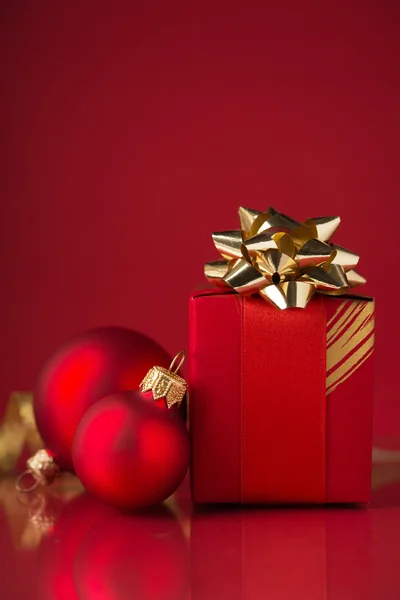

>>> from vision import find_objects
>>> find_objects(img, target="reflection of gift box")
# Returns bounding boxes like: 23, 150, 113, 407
191, 509, 373, 599
189, 290, 374, 504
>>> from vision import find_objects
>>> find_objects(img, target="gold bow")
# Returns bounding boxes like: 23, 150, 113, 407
205, 206, 366, 309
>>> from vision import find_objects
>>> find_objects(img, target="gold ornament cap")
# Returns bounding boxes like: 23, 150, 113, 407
15, 449, 60, 493
140, 350, 188, 409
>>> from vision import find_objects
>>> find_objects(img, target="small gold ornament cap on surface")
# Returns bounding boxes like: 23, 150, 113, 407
15, 449, 61, 493
140, 350, 188, 409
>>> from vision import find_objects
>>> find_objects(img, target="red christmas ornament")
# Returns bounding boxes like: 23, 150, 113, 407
72, 352, 190, 510
15, 448, 61, 493
34, 327, 170, 471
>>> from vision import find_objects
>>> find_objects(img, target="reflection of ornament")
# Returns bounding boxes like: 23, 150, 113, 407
74, 506, 190, 600
0, 391, 43, 474
0, 472, 83, 550
19, 491, 64, 548
205, 206, 366, 309
73, 353, 190, 510
34, 326, 171, 471
36, 493, 117, 600
26, 493, 57, 532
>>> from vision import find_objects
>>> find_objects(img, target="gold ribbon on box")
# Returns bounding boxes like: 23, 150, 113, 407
205, 206, 366, 309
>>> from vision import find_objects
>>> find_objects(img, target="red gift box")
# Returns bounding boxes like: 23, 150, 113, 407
189, 290, 374, 504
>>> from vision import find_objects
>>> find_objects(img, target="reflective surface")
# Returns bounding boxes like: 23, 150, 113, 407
1, 455, 400, 599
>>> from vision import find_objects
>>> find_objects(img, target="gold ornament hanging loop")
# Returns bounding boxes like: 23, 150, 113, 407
168, 350, 186, 374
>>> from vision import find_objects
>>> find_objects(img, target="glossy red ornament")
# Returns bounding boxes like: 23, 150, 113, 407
34, 327, 170, 472
72, 389, 190, 510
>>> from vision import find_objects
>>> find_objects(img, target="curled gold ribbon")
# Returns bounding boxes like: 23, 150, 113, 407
204, 206, 366, 309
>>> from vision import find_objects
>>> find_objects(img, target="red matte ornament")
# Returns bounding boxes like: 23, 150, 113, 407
72, 353, 190, 510
34, 327, 170, 471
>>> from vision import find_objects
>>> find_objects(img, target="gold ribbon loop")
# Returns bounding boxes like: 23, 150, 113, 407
307, 216, 341, 242
331, 244, 360, 271
204, 260, 230, 287
244, 231, 278, 254
224, 259, 267, 295
205, 207, 365, 310
296, 238, 336, 269
260, 280, 315, 310
291, 222, 319, 247
249, 211, 300, 238
272, 232, 297, 258
346, 269, 367, 288
239, 206, 262, 232
212, 231, 244, 260
302, 264, 349, 294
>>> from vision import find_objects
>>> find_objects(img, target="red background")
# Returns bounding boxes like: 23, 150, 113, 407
0, 1, 399, 437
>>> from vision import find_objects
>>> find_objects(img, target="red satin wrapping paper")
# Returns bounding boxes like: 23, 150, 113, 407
189, 290, 374, 504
